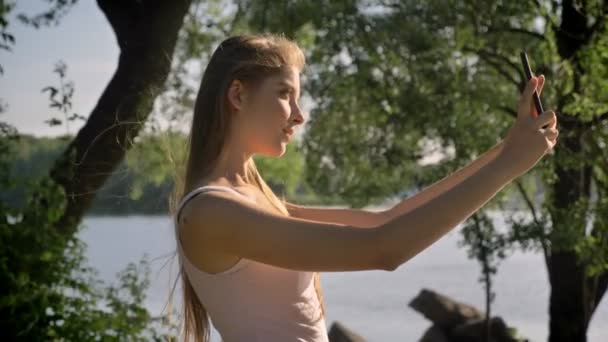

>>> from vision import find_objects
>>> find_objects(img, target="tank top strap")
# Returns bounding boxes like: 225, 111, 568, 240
174, 185, 255, 225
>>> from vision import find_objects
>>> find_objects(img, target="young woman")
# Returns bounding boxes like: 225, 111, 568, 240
172, 33, 559, 342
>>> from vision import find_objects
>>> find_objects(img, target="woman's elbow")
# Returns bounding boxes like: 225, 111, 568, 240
372, 225, 400, 271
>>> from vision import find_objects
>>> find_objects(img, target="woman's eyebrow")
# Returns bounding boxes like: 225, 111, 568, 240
278, 81, 295, 89
278, 81, 300, 99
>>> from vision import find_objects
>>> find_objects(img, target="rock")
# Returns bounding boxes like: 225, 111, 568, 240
409, 289, 484, 329
451, 317, 519, 342
410, 289, 529, 342
328, 321, 367, 342
420, 324, 450, 342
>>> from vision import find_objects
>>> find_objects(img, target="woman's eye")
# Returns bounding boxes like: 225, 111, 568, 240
279, 90, 290, 98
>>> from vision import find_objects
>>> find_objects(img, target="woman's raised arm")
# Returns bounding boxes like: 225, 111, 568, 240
178, 78, 557, 274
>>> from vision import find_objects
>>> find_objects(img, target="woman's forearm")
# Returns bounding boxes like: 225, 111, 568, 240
285, 142, 504, 231
382, 141, 504, 223
378, 155, 516, 269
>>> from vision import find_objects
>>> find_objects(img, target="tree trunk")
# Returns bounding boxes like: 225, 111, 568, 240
548, 251, 588, 342
46, 0, 191, 235
547, 248, 608, 342
547, 1, 608, 340
548, 126, 607, 342
548, 131, 586, 342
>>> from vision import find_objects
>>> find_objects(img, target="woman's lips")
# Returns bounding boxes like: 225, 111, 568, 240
283, 128, 294, 139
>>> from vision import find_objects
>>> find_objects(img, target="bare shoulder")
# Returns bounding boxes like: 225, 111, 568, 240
177, 188, 257, 228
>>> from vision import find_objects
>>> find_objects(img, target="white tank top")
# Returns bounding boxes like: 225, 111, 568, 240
174, 185, 329, 342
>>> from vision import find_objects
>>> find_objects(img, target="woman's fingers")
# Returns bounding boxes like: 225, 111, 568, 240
530, 74, 545, 117
536, 110, 557, 129
541, 128, 558, 155
543, 127, 559, 140
518, 77, 538, 118
548, 112, 558, 129
537, 75, 545, 96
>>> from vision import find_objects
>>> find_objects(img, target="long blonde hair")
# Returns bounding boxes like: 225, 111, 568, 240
169, 33, 325, 342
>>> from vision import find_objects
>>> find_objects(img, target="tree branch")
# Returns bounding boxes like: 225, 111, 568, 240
591, 111, 608, 127
97, 0, 142, 51
463, 46, 522, 88
486, 26, 547, 42
477, 48, 523, 79
532, 0, 561, 30
481, 55, 521, 88
515, 179, 551, 271
43, 0, 192, 235
498, 106, 517, 118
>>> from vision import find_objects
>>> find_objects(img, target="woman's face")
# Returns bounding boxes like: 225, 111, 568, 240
230, 66, 305, 157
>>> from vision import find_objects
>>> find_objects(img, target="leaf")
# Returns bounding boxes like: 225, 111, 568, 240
1, 32, 14, 44
41, 86, 58, 99
44, 118, 62, 126
67, 113, 86, 121
40, 251, 53, 262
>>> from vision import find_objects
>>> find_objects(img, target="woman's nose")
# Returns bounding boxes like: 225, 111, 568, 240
291, 103, 305, 125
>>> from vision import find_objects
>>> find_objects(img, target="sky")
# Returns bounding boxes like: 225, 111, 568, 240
2, 1, 121, 137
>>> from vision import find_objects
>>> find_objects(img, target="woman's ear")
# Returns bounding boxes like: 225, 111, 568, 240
227, 79, 247, 113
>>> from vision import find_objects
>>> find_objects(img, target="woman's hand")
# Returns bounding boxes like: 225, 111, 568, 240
498, 75, 559, 177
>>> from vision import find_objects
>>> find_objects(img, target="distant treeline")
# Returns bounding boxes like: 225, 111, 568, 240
5, 133, 331, 216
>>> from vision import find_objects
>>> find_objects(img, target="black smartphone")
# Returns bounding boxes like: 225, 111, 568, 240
520, 51, 544, 116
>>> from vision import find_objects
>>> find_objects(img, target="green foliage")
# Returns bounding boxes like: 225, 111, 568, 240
0, 122, 177, 340
564, 31, 608, 120
3, 131, 323, 215
0, 3, 183, 338
460, 212, 509, 280
125, 129, 187, 201
459, 211, 510, 332
573, 196, 608, 277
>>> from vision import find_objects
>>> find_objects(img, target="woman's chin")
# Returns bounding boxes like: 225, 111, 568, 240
275, 143, 288, 157
258, 144, 287, 158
